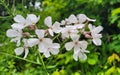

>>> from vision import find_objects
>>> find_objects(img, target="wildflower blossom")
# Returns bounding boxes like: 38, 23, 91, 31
88, 24, 103, 46
44, 16, 61, 36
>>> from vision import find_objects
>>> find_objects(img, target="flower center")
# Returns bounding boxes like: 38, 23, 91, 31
39, 38, 43, 42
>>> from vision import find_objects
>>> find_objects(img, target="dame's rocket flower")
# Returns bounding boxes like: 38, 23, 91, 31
44, 16, 61, 36
88, 24, 103, 46
6, 29, 22, 46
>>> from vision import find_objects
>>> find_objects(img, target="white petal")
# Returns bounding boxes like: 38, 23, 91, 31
44, 16, 52, 27
51, 43, 60, 48
77, 14, 87, 23
53, 21, 61, 33
78, 52, 87, 60
48, 29, 54, 36
50, 49, 59, 55
71, 35, 80, 41
74, 46, 80, 54
27, 38, 39, 47
65, 42, 74, 51
27, 14, 40, 24
35, 29, 45, 38
43, 38, 52, 45
73, 53, 78, 61
79, 41, 88, 50
44, 51, 50, 58
88, 24, 93, 31
92, 38, 101, 46
14, 47, 24, 55
68, 14, 78, 23
38, 43, 47, 52
11, 23, 25, 30
92, 26, 103, 34
6, 29, 21, 37
23, 48, 29, 59
14, 15, 25, 23
87, 17, 96, 22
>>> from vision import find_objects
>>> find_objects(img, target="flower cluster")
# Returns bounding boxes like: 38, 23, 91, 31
6, 14, 103, 61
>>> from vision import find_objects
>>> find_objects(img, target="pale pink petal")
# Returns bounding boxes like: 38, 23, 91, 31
23, 48, 29, 59
71, 35, 80, 41
50, 49, 59, 55
26, 14, 40, 25
68, 14, 78, 23
43, 38, 52, 45
53, 21, 61, 33
79, 41, 88, 50
27, 38, 39, 47
92, 26, 103, 34
65, 42, 74, 51
38, 43, 47, 52
51, 43, 60, 48
14, 47, 24, 55
78, 52, 87, 60
35, 29, 45, 38
77, 14, 87, 23
92, 38, 101, 46
14, 15, 25, 23
44, 16, 52, 27
73, 53, 78, 61
11, 23, 25, 30
6, 29, 21, 37
48, 29, 54, 36
44, 51, 50, 58
74, 46, 80, 54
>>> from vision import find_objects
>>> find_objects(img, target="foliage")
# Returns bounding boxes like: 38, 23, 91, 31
0, 0, 120, 75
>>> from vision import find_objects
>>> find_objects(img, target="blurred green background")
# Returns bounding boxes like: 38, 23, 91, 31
0, 0, 120, 75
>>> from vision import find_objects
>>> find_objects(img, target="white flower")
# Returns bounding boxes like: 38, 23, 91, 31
11, 14, 40, 30
6, 29, 22, 46
35, 29, 52, 52
14, 39, 29, 59
65, 35, 89, 61
44, 16, 61, 36
65, 35, 88, 53
73, 49, 89, 61
61, 26, 78, 39
77, 14, 96, 23
88, 24, 103, 46
43, 43, 60, 58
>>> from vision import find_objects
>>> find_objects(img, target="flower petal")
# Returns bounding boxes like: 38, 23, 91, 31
71, 35, 80, 41
38, 43, 47, 52
53, 21, 61, 33
65, 42, 74, 51
35, 29, 45, 38
68, 14, 78, 23
50, 49, 59, 55
44, 16, 52, 27
6, 29, 21, 37
73, 53, 78, 61
77, 14, 87, 23
92, 38, 101, 46
78, 52, 87, 60
92, 26, 103, 34
43, 51, 50, 58
14, 47, 24, 55
11, 23, 25, 30
23, 48, 29, 59
14, 15, 25, 23
26, 14, 40, 25
27, 38, 39, 47
48, 29, 54, 36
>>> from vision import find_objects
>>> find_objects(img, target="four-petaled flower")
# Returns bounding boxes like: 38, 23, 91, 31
44, 16, 61, 36
88, 24, 103, 46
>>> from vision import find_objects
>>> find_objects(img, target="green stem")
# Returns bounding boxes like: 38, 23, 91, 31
52, 33, 60, 41
38, 52, 49, 75
0, 51, 42, 65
